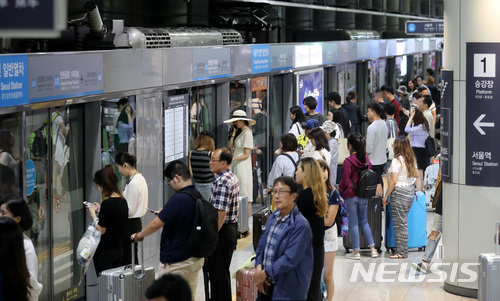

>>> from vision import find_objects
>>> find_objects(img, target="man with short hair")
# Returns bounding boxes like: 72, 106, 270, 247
303, 96, 325, 125
366, 103, 388, 180
145, 274, 192, 301
415, 76, 431, 95
131, 160, 204, 299
326, 92, 350, 133
204, 148, 240, 301
381, 86, 400, 124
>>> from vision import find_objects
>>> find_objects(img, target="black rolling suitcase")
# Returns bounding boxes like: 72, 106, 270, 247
253, 194, 272, 251
343, 196, 383, 253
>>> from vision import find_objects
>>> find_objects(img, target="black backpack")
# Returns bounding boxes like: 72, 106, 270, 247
28, 113, 58, 158
181, 190, 219, 258
347, 158, 379, 199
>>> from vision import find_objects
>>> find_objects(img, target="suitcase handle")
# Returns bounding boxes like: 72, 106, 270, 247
131, 241, 146, 280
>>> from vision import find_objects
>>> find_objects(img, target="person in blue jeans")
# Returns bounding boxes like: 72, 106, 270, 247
339, 133, 379, 259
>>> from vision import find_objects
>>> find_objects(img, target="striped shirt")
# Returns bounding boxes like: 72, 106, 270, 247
209, 169, 239, 223
190, 149, 214, 183
262, 209, 292, 269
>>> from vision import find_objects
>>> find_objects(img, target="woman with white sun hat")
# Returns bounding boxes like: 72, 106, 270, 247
224, 110, 256, 219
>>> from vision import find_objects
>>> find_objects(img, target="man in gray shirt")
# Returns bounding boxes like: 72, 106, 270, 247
366, 103, 388, 180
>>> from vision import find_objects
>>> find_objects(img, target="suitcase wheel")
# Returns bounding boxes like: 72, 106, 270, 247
418, 246, 426, 252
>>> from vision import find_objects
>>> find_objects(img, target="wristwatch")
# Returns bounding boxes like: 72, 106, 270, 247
265, 271, 275, 284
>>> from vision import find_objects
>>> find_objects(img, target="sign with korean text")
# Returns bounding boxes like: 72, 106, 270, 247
0, 0, 66, 38
163, 93, 189, 163
322, 42, 339, 64
192, 48, 231, 81
466, 43, 500, 186
29, 53, 104, 103
26, 159, 36, 196
251, 44, 270, 74
405, 21, 444, 35
440, 70, 453, 183
0, 55, 28, 107
270, 45, 294, 71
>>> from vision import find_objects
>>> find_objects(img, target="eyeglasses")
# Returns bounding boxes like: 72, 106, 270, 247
270, 190, 292, 196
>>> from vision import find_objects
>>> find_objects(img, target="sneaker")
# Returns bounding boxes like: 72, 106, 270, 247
411, 262, 428, 274
345, 252, 361, 260
371, 249, 379, 258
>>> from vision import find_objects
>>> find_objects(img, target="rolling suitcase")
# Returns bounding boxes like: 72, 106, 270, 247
236, 268, 258, 301
478, 222, 500, 301
385, 191, 427, 253
343, 196, 383, 253
99, 242, 155, 301
253, 194, 272, 251
238, 195, 249, 237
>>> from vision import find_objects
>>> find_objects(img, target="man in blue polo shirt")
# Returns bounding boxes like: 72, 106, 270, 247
131, 160, 203, 298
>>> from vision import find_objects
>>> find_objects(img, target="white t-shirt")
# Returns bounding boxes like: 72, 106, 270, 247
312, 148, 332, 166
123, 173, 148, 218
289, 122, 305, 139
388, 156, 417, 186
24, 234, 43, 301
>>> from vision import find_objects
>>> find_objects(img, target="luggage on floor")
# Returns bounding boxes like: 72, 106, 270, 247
423, 162, 440, 209
236, 268, 258, 301
478, 222, 500, 301
385, 191, 427, 253
253, 194, 272, 251
238, 195, 249, 237
343, 196, 383, 253
98, 242, 155, 301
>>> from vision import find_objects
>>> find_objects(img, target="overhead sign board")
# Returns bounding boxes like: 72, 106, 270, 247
466, 43, 500, 186
0, 55, 29, 107
0, 0, 66, 38
192, 48, 231, 81
405, 21, 444, 35
440, 70, 453, 183
270, 45, 294, 71
28, 53, 104, 103
251, 44, 270, 74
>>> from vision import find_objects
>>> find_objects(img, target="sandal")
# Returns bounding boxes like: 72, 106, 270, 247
389, 253, 406, 259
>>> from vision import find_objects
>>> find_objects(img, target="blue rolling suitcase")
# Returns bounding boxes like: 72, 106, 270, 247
385, 191, 427, 253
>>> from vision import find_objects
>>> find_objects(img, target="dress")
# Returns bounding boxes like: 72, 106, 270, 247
231, 129, 253, 202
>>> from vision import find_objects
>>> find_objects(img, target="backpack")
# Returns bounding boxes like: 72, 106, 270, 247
281, 153, 298, 177
334, 194, 348, 237
181, 190, 219, 258
28, 113, 58, 158
347, 158, 379, 199
297, 134, 309, 152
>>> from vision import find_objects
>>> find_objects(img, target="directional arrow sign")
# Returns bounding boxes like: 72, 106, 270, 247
473, 114, 495, 135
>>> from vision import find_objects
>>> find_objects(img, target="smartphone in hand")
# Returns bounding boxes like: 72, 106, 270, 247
83, 201, 93, 207
147, 208, 158, 215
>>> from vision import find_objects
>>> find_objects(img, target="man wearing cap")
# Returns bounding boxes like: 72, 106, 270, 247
300, 119, 320, 158
320, 120, 339, 186
326, 92, 350, 134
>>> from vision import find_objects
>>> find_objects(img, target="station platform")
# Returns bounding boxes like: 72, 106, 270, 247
194, 205, 477, 301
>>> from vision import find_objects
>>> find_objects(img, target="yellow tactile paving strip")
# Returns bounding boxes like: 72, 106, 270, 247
236, 233, 253, 251
37, 241, 71, 264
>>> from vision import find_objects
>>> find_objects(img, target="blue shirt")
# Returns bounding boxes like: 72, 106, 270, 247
262, 210, 291, 269
209, 169, 239, 223
158, 185, 197, 264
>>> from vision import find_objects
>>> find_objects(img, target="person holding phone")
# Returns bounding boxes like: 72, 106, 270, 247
85, 165, 128, 276
404, 106, 430, 191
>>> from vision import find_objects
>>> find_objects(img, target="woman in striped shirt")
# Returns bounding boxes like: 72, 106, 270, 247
188, 131, 215, 200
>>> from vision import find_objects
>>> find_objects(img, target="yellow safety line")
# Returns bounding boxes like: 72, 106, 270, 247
37, 241, 71, 264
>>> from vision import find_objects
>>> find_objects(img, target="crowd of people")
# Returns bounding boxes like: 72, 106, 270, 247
0, 72, 444, 301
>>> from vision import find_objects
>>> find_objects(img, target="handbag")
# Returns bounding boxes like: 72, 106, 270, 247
386, 120, 397, 160
336, 125, 349, 164
425, 136, 436, 157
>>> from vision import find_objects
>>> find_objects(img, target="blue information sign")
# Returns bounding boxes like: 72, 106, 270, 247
26, 159, 36, 196
405, 21, 444, 35
0, 55, 29, 108
251, 45, 270, 74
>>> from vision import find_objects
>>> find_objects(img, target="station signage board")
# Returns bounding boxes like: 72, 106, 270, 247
466, 43, 500, 186
0, 55, 29, 107
192, 48, 231, 81
405, 21, 444, 35
270, 45, 294, 71
440, 70, 453, 183
251, 44, 270, 74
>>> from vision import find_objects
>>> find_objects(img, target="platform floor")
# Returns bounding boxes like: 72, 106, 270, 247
195, 204, 477, 301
